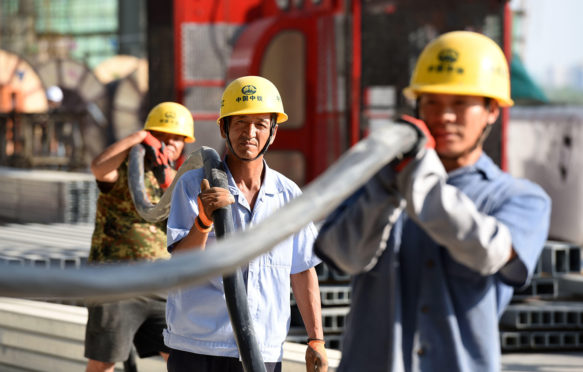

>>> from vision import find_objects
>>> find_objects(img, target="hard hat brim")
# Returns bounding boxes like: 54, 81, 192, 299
403, 85, 514, 107
217, 110, 288, 125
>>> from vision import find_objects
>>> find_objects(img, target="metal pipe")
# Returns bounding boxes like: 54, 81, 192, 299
0, 124, 418, 300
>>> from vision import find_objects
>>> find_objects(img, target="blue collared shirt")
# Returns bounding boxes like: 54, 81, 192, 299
398, 154, 550, 371
164, 161, 320, 362
317, 153, 551, 372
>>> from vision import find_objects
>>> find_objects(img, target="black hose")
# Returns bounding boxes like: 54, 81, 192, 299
127, 145, 206, 223
202, 149, 266, 372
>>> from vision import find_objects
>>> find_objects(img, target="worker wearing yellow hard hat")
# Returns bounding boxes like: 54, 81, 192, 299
403, 31, 514, 169
314, 31, 551, 372
403, 31, 514, 107
85, 102, 194, 371
163, 76, 327, 372
144, 101, 195, 143
217, 75, 288, 161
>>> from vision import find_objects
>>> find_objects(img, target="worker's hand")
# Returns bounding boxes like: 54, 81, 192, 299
197, 179, 235, 226
305, 339, 328, 372
142, 131, 175, 189
394, 115, 435, 172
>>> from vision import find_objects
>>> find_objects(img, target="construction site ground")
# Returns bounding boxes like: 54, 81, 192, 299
0, 222, 581, 371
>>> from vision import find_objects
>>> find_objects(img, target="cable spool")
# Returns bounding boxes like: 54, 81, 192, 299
93, 55, 146, 85
35, 58, 109, 164
108, 57, 148, 141
0, 49, 48, 113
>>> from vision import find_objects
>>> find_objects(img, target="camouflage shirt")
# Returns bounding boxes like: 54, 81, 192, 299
89, 159, 171, 263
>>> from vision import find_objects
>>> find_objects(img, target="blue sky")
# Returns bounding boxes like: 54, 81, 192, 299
511, 0, 583, 84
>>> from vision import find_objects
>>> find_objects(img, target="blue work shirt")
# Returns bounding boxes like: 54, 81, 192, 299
164, 161, 320, 362
316, 153, 551, 372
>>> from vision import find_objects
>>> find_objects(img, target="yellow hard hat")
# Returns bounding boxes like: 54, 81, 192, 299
403, 31, 514, 107
144, 102, 195, 142
218, 76, 288, 125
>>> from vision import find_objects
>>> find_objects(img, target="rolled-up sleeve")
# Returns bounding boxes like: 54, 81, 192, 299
291, 222, 320, 274
496, 186, 551, 286
167, 169, 203, 250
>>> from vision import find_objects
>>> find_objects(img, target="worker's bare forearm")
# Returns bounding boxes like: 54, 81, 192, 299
171, 225, 208, 253
91, 130, 148, 182
291, 268, 324, 340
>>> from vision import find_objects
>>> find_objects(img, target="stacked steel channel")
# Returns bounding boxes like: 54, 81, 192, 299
64, 180, 99, 224
0, 223, 93, 270
0, 167, 98, 224
500, 241, 583, 351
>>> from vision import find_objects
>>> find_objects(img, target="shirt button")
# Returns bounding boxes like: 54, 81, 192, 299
421, 305, 429, 313
426, 259, 435, 268
417, 348, 425, 356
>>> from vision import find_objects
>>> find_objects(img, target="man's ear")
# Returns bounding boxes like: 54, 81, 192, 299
219, 119, 227, 139
487, 100, 500, 125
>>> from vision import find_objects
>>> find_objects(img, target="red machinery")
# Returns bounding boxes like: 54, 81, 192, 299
148, 0, 512, 185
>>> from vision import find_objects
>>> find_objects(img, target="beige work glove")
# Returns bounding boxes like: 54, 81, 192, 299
306, 339, 328, 372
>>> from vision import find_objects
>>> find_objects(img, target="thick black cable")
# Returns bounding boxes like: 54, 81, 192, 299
0, 124, 418, 302
202, 149, 266, 372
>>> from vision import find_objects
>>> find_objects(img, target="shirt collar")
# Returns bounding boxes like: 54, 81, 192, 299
222, 159, 280, 197
447, 153, 501, 181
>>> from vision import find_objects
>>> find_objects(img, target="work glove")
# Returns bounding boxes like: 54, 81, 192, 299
393, 114, 435, 172
142, 131, 175, 189
373, 114, 435, 190
195, 179, 235, 232
305, 339, 328, 372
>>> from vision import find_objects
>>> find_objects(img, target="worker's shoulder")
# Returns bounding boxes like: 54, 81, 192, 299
177, 167, 205, 184
491, 170, 551, 210
506, 173, 550, 202
264, 165, 302, 196
477, 154, 549, 202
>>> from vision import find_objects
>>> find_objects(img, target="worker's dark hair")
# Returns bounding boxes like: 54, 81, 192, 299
414, 98, 421, 119
415, 97, 493, 118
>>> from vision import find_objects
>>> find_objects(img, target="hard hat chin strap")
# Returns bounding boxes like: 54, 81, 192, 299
461, 97, 495, 157
223, 114, 277, 162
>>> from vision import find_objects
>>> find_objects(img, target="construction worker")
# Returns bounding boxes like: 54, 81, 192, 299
164, 76, 328, 372
314, 31, 551, 371
85, 102, 194, 372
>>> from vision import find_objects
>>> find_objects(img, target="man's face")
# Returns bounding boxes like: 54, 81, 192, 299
418, 93, 499, 159
151, 131, 186, 162
221, 113, 276, 160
